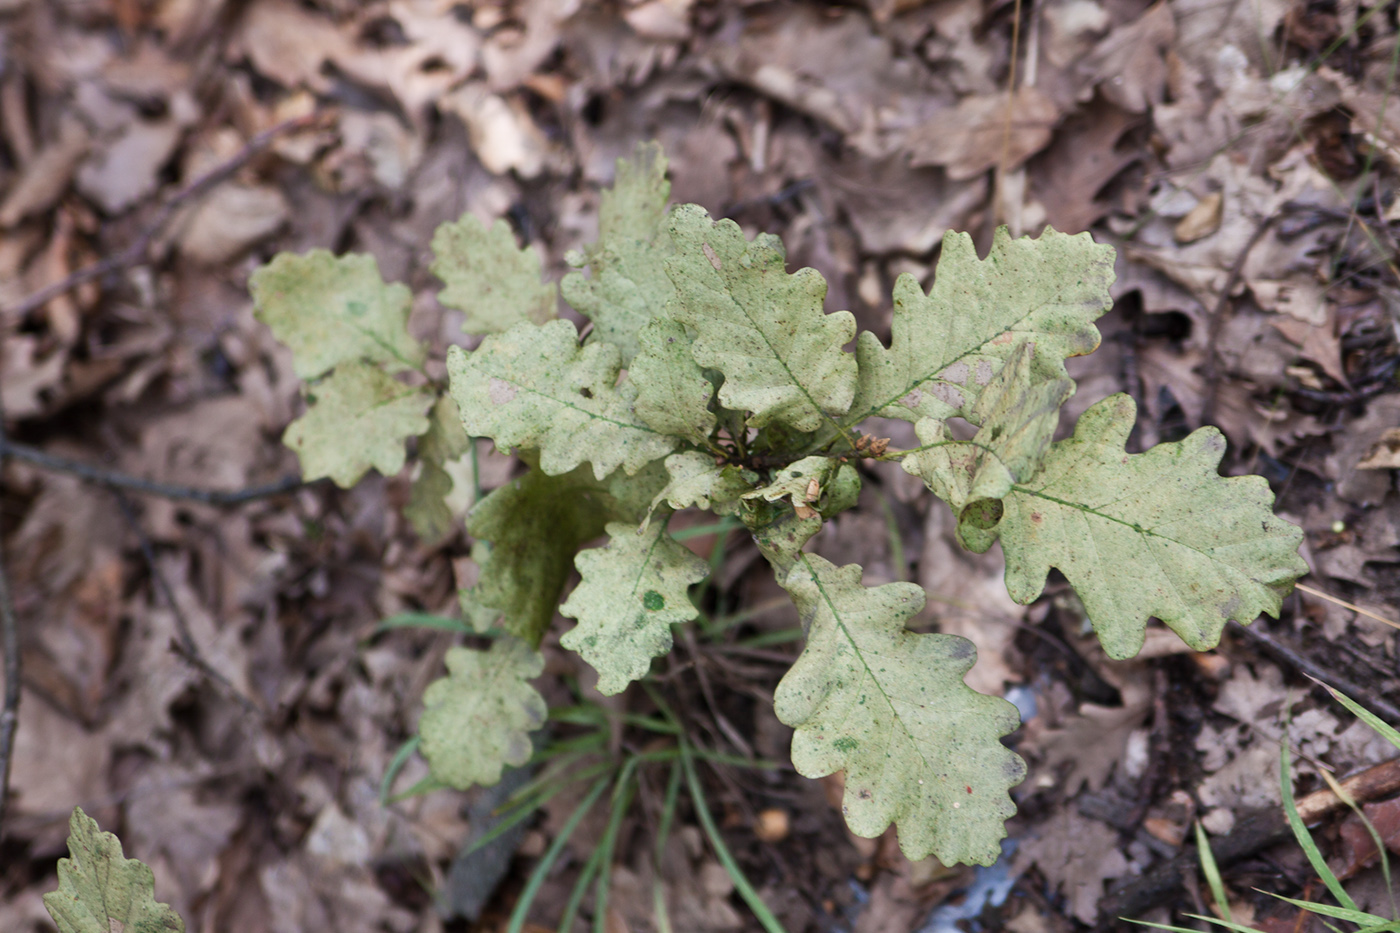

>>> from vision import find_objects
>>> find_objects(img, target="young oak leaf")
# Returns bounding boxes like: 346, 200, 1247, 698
903, 341, 1072, 546
845, 226, 1113, 431
742, 455, 839, 515
251, 250, 425, 380
665, 204, 857, 432
284, 362, 434, 487
993, 394, 1308, 659
562, 141, 675, 363
44, 807, 185, 933
447, 319, 678, 480
468, 460, 669, 645
775, 555, 1025, 866
559, 519, 709, 694
419, 638, 547, 790
406, 395, 473, 544
650, 450, 755, 516
431, 213, 557, 335
631, 318, 717, 446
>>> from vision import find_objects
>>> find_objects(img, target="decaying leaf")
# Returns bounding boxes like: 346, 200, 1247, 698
903, 340, 1073, 538
419, 638, 547, 790
467, 462, 667, 646
250, 250, 425, 380
846, 227, 1113, 431
665, 204, 858, 433
994, 394, 1307, 658
283, 362, 434, 487
562, 141, 676, 364
560, 519, 709, 694
775, 555, 1026, 865
44, 808, 186, 933
431, 213, 557, 335
447, 319, 678, 480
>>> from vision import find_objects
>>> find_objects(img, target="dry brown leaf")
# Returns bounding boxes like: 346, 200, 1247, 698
1271, 314, 1347, 387
235, 0, 354, 91
1036, 681, 1152, 795
0, 335, 66, 418
1174, 192, 1223, 244
1016, 809, 1130, 923
438, 84, 548, 178
1327, 396, 1400, 506
1079, 2, 1175, 113
1357, 429, 1400, 470
908, 86, 1060, 180
77, 118, 187, 213
174, 182, 290, 264
0, 115, 90, 227
1027, 95, 1142, 233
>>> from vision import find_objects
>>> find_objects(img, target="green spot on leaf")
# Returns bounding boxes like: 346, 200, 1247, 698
643, 590, 666, 611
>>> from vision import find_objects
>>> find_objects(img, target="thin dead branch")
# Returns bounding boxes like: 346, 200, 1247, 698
0, 439, 311, 505
0, 392, 19, 843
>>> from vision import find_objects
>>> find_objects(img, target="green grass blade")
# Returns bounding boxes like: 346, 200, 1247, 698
1316, 680, 1400, 753
657, 759, 682, 865
379, 735, 421, 805
1280, 742, 1359, 912
593, 767, 638, 933
558, 833, 607, 933
1264, 893, 1389, 925
507, 775, 611, 933
374, 612, 473, 634
680, 743, 786, 933
1195, 820, 1233, 924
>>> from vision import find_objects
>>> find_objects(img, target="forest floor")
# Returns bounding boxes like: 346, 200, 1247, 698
1, 0, 1399, 931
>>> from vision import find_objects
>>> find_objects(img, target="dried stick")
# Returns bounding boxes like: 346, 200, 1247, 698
0, 438, 310, 505
1097, 754, 1400, 925
0, 392, 19, 842
4, 111, 324, 321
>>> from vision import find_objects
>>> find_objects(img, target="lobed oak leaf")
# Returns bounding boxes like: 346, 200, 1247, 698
775, 555, 1026, 865
432, 213, 557, 335
447, 319, 678, 480
251, 250, 424, 380
562, 141, 676, 364
560, 519, 709, 694
419, 638, 547, 790
994, 394, 1308, 658
283, 362, 434, 487
665, 204, 858, 433
845, 226, 1112, 432
44, 808, 185, 933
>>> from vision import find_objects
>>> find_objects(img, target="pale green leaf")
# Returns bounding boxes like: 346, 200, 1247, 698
468, 461, 668, 645
631, 319, 717, 445
742, 502, 822, 577
846, 227, 1112, 431
903, 340, 1072, 537
407, 395, 473, 544
447, 319, 677, 480
284, 362, 434, 487
467, 466, 615, 646
419, 638, 547, 790
44, 808, 185, 933
650, 451, 756, 516
994, 394, 1308, 659
561, 142, 674, 363
559, 519, 709, 694
775, 555, 1025, 865
665, 204, 857, 432
432, 213, 557, 335
742, 456, 838, 512
250, 250, 425, 380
